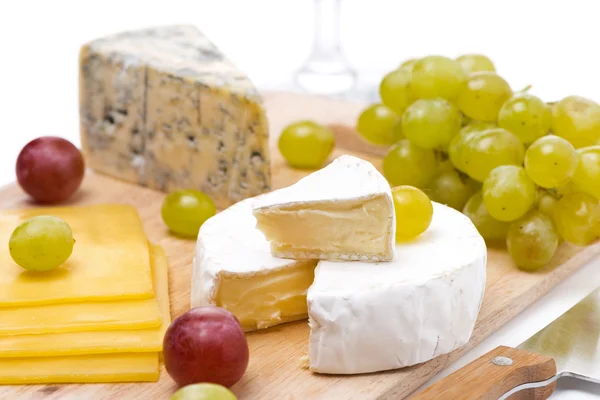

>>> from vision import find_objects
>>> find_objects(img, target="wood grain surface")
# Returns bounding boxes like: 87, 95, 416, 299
0, 92, 598, 400
411, 346, 557, 400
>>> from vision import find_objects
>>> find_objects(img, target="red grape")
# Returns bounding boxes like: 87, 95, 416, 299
16, 137, 85, 203
163, 306, 249, 388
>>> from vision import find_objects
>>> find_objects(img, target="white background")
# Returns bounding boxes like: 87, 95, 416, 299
1, 0, 600, 398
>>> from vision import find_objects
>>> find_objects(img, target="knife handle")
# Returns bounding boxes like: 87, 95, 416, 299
410, 346, 557, 400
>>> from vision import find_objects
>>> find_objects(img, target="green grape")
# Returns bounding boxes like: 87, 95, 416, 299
456, 54, 496, 74
498, 93, 552, 143
392, 186, 433, 240
554, 192, 599, 245
524, 135, 578, 188
391, 119, 404, 143
460, 128, 525, 181
402, 98, 461, 150
171, 383, 238, 400
448, 124, 485, 173
450, 122, 498, 159
162, 189, 216, 237
448, 121, 498, 172
457, 72, 513, 121
380, 68, 413, 114
383, 140, 437, 188
507, 211, 559, 271
426, 169, 480, 210
447, 134, 465, 172
463, 191, 510, 241
356, 104, 399, 145
9, 215, 75, 272
552, 96, 600, 148
278, 121, 335, 168
400, 58, 418, 71
410, 55, 467, 101
572, 146, 600, 199
483, 165, 536, 222
536, 190, 559, 218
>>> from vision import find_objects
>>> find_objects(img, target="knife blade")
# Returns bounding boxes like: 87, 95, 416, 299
410, 287, 600, 400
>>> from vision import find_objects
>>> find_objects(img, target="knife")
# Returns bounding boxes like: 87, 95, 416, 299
411, 287, 600, 400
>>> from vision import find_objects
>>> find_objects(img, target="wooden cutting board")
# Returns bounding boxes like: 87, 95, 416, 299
1, 92, 599, 400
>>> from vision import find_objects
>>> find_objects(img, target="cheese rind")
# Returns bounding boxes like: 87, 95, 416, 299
79, 25, 271, 207
192, 197, 317, 331
0, 204, 153, 307
253, 155, 395, 261
308, 202, 487, 374
0, 244, 171, 358
193, 190, 486, 373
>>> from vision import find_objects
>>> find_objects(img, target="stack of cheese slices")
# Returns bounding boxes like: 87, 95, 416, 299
0, 204, 170, 383
192, 155, 488, 374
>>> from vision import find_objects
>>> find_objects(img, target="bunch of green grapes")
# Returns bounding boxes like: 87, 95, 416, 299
277, 51, 600, 272
351, 52, 600, 272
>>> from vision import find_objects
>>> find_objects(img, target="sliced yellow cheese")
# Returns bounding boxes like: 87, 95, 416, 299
0, 353, 159, 384
0, 245, 171, 358
0, 204, 154, 307
0, 299, 161, 336
0, 270, 161, 335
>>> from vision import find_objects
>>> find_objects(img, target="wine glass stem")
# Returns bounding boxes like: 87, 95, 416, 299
310, 0, 343, 61
295, 0, 356, 95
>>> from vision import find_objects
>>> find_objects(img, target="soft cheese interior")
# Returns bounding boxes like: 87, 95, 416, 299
253, 155, 396, 262
215, 261, 316, 331
254, 196, 393, 261
192, 197, 318, 332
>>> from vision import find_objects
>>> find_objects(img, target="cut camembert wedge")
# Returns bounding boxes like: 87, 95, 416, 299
191, 185, 487, 374
191, 197, 317, 332
308, 202, 487, 374
252, 155, 395, 262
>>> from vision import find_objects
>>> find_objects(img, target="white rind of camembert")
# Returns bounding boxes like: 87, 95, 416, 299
191, 196, 317, 332
192, 187, 487, 374
307, 202, 487, 374
253, 155, 396, 262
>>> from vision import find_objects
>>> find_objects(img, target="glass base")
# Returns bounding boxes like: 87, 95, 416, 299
260, 69, 379, 104
295, 60, 357, 96
341, 84, 379, 103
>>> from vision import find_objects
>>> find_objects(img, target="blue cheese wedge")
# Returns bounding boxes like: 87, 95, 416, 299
253, 155, 395, 262
79, 25, 271, 207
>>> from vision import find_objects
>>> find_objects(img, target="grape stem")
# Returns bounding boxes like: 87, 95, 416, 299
545, 188, 563, 200
518, 85, 533, 93
434, 149, 449, 162
456, 170, 471, 183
